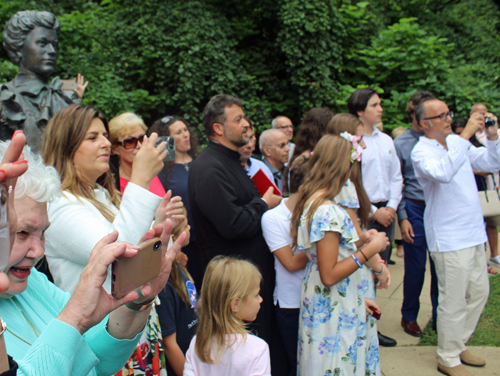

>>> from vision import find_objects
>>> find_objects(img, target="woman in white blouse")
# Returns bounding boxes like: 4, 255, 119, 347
41, 104, 183, 374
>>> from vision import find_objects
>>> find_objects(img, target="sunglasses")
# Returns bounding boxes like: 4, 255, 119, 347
115, 134, 145, 149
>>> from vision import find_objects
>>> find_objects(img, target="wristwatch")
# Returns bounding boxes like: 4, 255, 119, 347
125, 297, 156, 311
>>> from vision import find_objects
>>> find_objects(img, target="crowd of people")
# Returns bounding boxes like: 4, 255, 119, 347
0, 10, 498, 376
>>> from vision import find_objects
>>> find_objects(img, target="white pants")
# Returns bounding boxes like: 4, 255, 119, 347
431, 244, 489, 367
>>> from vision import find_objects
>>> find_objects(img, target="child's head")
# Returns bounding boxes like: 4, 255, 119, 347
195, 256, 263, 364
172, 207, 190, 247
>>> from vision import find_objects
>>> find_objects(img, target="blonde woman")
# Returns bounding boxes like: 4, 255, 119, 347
109, 112, 166, 197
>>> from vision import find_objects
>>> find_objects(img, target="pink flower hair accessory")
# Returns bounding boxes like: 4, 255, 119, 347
339, 132, 363, 162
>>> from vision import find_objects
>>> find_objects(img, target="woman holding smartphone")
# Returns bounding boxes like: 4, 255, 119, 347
109, 112, 166, 197
42, 104, 183, 375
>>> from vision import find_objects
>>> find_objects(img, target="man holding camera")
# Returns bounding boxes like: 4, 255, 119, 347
470, 103, 500, 269
412, 99, 500, 376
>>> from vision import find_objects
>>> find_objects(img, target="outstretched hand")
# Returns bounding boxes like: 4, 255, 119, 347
74, 73, 89, 99
154, 190, 185, 229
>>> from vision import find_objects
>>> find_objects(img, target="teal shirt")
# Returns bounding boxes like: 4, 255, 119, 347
0, 269, 143, 376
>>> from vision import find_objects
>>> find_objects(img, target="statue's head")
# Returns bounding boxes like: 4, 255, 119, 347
3, 11, 60, 78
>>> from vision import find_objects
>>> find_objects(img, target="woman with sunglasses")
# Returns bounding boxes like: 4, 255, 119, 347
148, 116, 200, 286
109, 112, 166, 197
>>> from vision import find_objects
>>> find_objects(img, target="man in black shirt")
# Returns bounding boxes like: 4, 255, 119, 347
188, 94, 281, 344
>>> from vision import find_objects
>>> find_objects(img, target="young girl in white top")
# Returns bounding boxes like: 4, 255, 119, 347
183, 256, 271, 376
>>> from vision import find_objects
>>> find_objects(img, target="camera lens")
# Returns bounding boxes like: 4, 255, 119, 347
154, 241, 161, 251
168, 138, 175, 150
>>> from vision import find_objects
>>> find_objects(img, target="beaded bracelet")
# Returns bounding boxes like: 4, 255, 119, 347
351, 254, 363, 269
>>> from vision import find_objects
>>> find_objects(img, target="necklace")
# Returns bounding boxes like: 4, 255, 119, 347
182, 162, 190, 171
5, 298, 39, 346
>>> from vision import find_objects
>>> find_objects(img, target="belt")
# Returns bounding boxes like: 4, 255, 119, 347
372, 201, 388, 209
406, 197, 425, 206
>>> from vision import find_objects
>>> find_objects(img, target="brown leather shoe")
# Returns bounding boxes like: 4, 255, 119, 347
437, 364, 474, 376
401, 318, 423, 337
460, 350, 486, 367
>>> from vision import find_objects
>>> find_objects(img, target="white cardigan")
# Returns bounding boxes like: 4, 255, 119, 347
45, 182, 162, 294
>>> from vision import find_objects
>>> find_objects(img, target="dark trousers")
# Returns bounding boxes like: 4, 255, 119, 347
401, 198, 439, 324
276, 303, 299, 376
368, 201, 396, 262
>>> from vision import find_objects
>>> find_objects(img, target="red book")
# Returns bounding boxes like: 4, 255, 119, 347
251, 168, 282, 196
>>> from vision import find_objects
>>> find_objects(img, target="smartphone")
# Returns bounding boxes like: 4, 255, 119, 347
61, 79, 77, 91
0, 185, 9, 272
371, 308, 382, 320
111, 237, 162, 299
156, 136, 176, 162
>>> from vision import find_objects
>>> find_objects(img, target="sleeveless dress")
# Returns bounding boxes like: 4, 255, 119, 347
296, 200, 380, 376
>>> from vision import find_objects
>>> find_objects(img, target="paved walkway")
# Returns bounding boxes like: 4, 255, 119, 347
377, 247, 500, 376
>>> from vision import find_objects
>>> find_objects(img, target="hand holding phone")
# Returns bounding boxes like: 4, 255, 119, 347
371, 308, 382, 320
111, 238, 162, 299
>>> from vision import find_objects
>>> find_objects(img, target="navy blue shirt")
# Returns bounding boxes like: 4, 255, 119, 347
159, 162, 196, 241
157, 267, 198, 375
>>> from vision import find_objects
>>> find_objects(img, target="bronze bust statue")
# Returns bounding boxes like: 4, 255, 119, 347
0, 11, 86, 152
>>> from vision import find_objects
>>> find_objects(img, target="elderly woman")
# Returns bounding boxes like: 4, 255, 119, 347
0, 134, 186, 375
41, 104, 183, 374
109, 112, 165, 197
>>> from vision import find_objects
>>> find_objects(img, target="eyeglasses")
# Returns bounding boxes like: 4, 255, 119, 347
423, 111, 454, 122
277, 125, 293, 129
115, 134, 145, 149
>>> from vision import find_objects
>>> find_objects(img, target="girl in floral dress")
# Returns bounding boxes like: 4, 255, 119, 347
290, 135, 389, 376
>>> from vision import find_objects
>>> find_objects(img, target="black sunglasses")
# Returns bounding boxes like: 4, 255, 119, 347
115, 134, 145, 149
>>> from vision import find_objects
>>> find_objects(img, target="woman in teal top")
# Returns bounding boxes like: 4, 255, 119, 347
0, 134, 186, 376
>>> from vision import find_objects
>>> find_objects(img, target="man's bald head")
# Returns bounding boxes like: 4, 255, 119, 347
471, 103, 488, 115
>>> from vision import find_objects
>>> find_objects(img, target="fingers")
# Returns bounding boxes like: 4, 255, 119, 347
0, 272, 9, 292
2, 131, 26, 165
138, 228, 158, 244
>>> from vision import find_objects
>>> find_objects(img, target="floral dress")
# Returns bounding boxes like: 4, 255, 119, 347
297, 200, 380, 376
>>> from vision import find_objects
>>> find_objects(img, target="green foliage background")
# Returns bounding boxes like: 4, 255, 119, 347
1, 0, 500, 138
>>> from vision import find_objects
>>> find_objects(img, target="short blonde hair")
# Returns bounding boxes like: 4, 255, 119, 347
108, 112, 147, 145
391, 126, 408, 139
195, 256, 262, 364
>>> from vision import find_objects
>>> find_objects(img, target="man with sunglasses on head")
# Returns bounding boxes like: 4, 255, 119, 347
412, 99, 500, 376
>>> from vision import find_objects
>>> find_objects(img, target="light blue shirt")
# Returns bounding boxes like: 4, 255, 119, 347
246, 157, 274, 181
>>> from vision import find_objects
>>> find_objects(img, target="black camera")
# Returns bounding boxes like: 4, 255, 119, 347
485, 117, 496, 128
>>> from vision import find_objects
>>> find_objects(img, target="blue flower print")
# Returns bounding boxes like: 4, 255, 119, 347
337, 277, 350, 297
339, 308, 357, 330
348, 342, 358, 364
357, 277, 369, 296
318, 333, 341, 355
301, 298, 314, 330
314, 295, 332, 324
366, 339, 380, 374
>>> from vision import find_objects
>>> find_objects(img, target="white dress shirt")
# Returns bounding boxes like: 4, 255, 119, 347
246, 157, 274, 181
361, 126, 402, 211
412, 134, 500, 253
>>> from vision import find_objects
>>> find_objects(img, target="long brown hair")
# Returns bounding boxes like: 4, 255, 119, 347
290, 135, 353, 247
289, 107, 334, 168
42, 104, 121, 222
325, 113, 371, 228
195, 256, 262, 364
148, 115, 199, 187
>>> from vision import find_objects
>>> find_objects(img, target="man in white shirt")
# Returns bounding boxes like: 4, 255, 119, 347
412, 99, 500, 376
272, 116, 295, 163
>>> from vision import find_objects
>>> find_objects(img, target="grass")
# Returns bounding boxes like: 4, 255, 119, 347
418, 274, 500, 346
